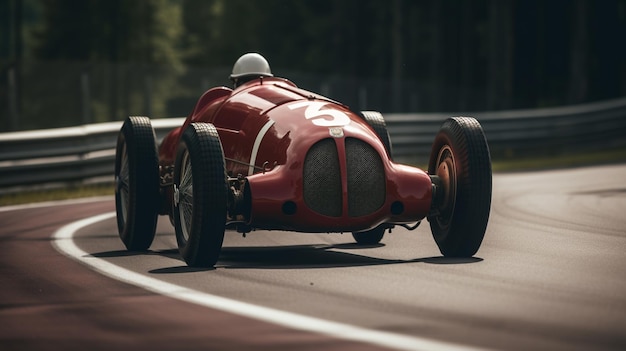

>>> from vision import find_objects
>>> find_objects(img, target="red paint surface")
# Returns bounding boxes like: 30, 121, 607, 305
157, 77, 432, 232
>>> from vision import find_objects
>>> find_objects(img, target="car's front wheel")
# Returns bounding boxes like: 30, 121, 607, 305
114, 116, 160, 251
173, 123, 227, 267
427, 117, 492, 257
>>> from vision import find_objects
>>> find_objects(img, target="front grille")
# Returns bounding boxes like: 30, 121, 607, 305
303, 139, 342, 217
346, 138, 385, 217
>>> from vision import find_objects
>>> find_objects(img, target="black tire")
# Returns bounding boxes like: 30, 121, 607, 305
427, 117, 492, 257
358, 111, 393, 159
352, 225, 386, 245
114, 116, 160, 251
173, 123, 227, 267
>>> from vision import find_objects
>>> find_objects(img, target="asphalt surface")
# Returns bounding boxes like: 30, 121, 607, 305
1, 164, 625, 350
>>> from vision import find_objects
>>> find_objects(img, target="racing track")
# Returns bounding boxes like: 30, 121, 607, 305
1, 164, 625, 351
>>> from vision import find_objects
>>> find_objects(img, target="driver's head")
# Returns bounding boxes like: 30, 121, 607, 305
229, 53, 273, 88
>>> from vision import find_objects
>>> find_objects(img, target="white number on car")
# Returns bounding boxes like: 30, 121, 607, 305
288, 101, 351, 127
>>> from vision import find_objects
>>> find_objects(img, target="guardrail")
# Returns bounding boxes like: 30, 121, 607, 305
1, 96, 626, 191
0, 119, 183, 191
387, 97, 626, 160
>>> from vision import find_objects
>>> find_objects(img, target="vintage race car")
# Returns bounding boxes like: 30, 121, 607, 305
114, 76, 492, 267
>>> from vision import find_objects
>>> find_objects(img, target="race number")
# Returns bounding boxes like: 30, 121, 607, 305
288, 101, 351, 127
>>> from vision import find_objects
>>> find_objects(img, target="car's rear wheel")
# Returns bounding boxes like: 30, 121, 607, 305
173, 123, 227, 267
352, 225, 386, 245
427, 117, 492, 257
114, 116, 159, 251
358, 111, 393, 159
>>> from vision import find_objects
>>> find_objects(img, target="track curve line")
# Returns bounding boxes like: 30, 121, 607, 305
52, 211, 489, 351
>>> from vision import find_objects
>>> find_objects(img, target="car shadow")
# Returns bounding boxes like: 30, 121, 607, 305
215, 244, 483, 269
215, 244, 402, 269
89, 244, 482, 273
89, 248, 216, 273
90, 248, 181, 260
419, 256, 483, 264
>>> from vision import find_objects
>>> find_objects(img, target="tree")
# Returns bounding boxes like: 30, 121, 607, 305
33, 0, 182, 67
487, 0, 513, 110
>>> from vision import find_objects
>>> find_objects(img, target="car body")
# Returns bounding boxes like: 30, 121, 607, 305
115, 76, 492, 267
158, 77, 431, 232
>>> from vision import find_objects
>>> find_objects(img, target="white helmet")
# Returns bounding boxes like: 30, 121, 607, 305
229, 53, 273, 81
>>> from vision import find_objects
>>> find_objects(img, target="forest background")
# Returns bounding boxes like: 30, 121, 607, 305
1, 0, 625, 131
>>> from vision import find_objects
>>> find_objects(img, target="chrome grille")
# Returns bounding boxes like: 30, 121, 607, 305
346, 138, 385, 217
303, 139, 342, 217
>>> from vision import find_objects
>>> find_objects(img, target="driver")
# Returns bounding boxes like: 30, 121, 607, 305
229, 53, 273, 88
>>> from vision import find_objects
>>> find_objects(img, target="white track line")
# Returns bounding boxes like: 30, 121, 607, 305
52, 210, 489, 351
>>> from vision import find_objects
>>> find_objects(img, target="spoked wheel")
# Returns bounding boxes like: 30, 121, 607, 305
358, 111, 393, 159
352, 225, 386, 245
428, 117, 492, 257
114, 116, 160, 251
173, 123, 227, 267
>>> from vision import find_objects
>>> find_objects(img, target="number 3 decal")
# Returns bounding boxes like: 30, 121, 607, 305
288, 101, 351, 127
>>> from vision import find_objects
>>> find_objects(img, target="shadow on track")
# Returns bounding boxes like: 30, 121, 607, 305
179, 244, 481, 270
89, 244, 482, 273
217, 244, 402, 269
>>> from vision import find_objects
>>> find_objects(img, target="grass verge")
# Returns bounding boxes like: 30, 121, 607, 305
0, 184, 115, 207
492, 148, 626, 172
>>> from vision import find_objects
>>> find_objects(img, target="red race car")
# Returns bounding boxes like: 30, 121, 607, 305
114, 53, 492, 267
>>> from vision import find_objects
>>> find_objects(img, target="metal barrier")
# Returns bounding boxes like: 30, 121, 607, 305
0, 119, 182, 191
1, 97, 626, 190
387, 97, 626, 160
